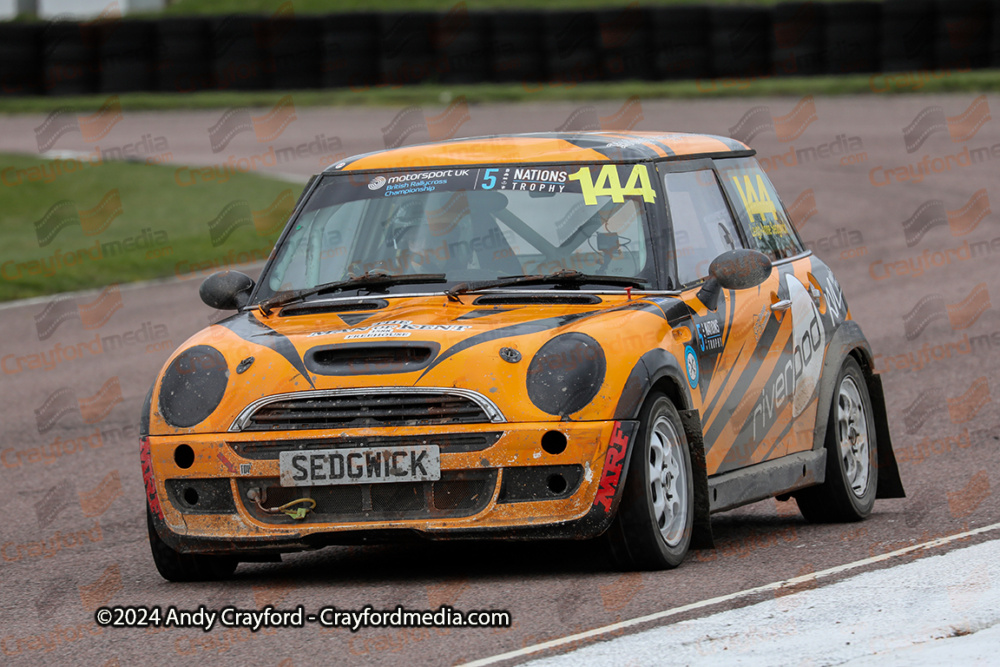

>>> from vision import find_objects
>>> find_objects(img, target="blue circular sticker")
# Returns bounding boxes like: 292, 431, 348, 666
684, 345, 699, 389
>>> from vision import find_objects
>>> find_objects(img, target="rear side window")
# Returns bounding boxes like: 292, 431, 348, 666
662, 169, 741, 286
716, 157, 802, 261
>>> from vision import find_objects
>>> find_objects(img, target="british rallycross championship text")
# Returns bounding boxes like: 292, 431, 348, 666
94, 605, 511, 632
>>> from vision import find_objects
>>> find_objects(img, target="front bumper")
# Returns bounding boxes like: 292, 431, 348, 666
143, 420, 637, 555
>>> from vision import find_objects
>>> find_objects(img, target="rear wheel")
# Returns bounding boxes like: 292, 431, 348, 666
605, 393, 693, 570
147, 506, 238, 582
794, 357, 878, 522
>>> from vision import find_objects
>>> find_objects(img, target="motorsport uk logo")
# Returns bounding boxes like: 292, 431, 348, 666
207, 95, 298, 153
381, 97, 471, 149
33, 96, 123, 152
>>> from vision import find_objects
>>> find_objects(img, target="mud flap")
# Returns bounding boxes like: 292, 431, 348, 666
869, 373, 905, 499
679, 409, 714, 549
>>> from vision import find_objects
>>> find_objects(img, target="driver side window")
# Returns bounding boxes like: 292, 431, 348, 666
663, 169, 742, 286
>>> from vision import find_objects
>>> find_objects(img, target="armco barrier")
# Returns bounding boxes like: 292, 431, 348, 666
1, 1, 999, 96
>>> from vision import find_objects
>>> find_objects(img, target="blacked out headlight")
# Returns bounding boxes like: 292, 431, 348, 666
526, 333, 606, 417
158, 345, 229, 428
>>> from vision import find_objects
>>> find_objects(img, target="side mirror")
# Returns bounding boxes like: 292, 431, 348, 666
199, 271, 255, 310
696, 249, 772, 311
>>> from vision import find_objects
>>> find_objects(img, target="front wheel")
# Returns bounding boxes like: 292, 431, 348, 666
794, 357, 878, 522
605, 394, 694, 570
147, 506, 238, 582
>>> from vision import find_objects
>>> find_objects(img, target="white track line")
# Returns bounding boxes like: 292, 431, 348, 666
460, 521, 1000, 667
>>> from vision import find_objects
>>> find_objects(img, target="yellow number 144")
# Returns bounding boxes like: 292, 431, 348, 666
569, 164, 657, 205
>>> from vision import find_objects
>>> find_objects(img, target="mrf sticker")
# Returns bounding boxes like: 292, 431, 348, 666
593, 421, 637, 512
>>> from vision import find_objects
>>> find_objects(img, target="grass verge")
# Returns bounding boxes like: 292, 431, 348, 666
0, 153, 300, 301
0, 69, 996, 115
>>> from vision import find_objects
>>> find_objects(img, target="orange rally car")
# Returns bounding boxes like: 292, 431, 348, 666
141, 131, 904, 581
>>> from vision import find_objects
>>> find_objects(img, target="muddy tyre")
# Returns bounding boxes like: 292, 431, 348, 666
605, 393, 694, 570
795, 357, 878, 522
147, 506, 238, 582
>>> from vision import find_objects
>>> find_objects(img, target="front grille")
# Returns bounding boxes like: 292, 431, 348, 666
229, 432, 502, 460
236, 470, 496, 524
235, 390, 500, 431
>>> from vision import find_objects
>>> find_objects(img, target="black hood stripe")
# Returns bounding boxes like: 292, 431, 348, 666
417, 313, 594, 381
216, 312, 315, 388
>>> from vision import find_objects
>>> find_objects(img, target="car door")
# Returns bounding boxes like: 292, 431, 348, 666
714, 156, 822, 464
659, 160, 799, 477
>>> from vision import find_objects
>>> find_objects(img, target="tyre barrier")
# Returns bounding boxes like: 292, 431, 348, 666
649, 7, 712, 81
772, 2, 825, 77
157, 18, 213, 93
596, 6, 653, 81
99, 20, 155, 93
2, 1, 999, 97
321, 13, 379, 90
934, 0, 993, 70
825, 2, 882, 75
211, 15, 271, 91
0, 22, 41, 96
379, 12, 436, 87
880, 0, 937, 73
710, 6, 772, 79
42, 21, 100, 95
491, 11, 545, 83
434, 10, 491, 84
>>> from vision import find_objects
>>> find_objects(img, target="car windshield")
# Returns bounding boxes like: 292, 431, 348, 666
256, 163, 656, 300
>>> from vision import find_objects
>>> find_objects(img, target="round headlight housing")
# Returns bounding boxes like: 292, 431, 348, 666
526, 333, 606, 417
158, 345, 229, 428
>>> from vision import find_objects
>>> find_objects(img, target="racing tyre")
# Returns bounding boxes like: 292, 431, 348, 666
147, 506, 238, 582
794, 357, 877, 522
605, 393, 693, 570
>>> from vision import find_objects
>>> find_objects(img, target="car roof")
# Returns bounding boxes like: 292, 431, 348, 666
326, 131, 753, 172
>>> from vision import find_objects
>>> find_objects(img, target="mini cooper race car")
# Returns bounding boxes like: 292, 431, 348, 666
141, 131, 904, 581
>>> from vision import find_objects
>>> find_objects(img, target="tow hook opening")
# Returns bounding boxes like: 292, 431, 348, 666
174, 444, 194, 469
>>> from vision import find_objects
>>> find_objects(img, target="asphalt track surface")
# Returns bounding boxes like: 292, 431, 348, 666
1, 94, 999, 665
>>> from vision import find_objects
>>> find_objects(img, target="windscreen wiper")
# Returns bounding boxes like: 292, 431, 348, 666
445, 269, 646, 300
258, 272, 447, 315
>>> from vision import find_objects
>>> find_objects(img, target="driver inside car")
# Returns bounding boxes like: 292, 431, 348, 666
391, 192, 481, 276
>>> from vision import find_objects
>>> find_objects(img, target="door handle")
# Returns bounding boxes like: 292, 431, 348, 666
771, 299, 792, 312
